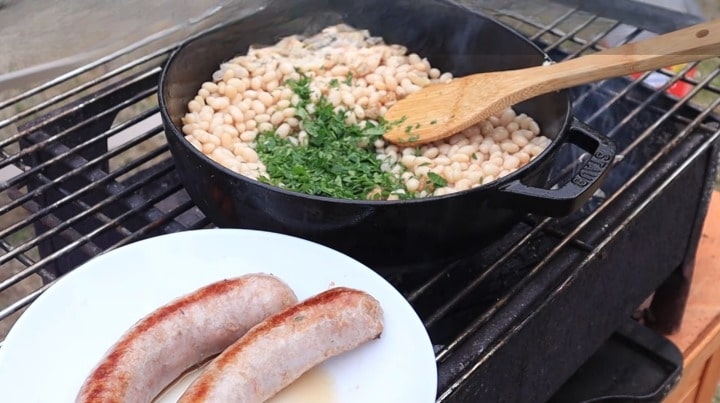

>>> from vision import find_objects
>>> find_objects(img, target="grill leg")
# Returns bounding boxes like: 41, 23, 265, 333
645, 262, 693, 334
645, 140, 720, 334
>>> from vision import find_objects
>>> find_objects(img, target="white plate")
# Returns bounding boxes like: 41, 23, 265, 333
0, 229, 437, 402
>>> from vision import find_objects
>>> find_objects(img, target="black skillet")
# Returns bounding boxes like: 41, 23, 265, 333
159, 0, 615, 272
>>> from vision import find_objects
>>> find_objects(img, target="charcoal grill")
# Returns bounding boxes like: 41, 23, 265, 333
1, 1, 719, 401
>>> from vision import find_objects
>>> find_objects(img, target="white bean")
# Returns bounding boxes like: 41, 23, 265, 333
451, 153, 470, 163
258, 122, 274, 133
492, 127, 510, 142
202, 142, 216, 154
500, 108, 516, 126
503, 156, 520, 170
511, 132, 529, 148
501, 141, 520, 154
455, 179, 471, 191
252, 100, 266, 114
482, 163, 500, 177
529, 121, 541, 135
186, 31, 554, 196
240, 147, 259, 163
276, 123, 291, 138
271, 111, 285, 126
406, 177, 420, 193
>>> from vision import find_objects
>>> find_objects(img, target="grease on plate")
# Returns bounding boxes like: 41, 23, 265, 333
155, 359, 336, 402
267, 366, 337, 403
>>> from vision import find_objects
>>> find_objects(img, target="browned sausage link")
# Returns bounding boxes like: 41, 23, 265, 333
75, 274, 298, 403
179, 287, 384, 402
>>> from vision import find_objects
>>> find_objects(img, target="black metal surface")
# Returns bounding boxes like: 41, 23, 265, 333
552, 0, 705, 33
1, 1, 719, 402
549, 319, 683, 403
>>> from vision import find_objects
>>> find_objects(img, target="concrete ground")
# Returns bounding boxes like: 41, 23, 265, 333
0, 0, 717, 86
0, 0, 224, 91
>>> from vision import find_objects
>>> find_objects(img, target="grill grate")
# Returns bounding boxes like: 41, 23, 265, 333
1, 1, 719, 401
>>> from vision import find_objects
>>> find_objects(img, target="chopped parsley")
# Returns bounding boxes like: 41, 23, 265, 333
344, 72, 354, 86
427, 172, 447, 188
329, 78, 339, 88
430, 120, 437, 125
255, 74, 406, 200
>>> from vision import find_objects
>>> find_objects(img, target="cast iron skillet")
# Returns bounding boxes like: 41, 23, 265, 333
159, 0, 615, 272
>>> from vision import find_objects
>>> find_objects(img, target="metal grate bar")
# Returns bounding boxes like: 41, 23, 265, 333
546, 62, 705, 183
107, 200, 211, 251
435, 63, 720, 368
408, 4, 718, 334
559, 20, 625, 56
0, 171, 184, 323
0, 189, 207, 342
0, 68, 159, 164
440, 106, 720, 401
425, 68, 717, 339
0, 284, 51, 337
0, 106, 160, 215
437, 81, 720, 400
0, 239, 48, 282
407, 10, 623, 306
526, 8, 579, 41
5, 193, 106, 259
0, 143, 171, 292
0, 48, 170, 136
423, 218, 552, 328
614, 68, 720, 157
542, 14, 600, 53
0, 123, 164, 247
423, 3, 720, 360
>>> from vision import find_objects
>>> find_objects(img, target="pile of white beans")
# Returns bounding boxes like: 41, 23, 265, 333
180, 24, 552, 199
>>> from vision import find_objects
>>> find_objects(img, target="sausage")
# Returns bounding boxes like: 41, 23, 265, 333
178, 287, 384, 402
75, 273, 298, 403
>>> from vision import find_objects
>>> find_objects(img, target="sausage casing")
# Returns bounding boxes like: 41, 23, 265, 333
75, 273, 298, 403
179, 287, 384, 402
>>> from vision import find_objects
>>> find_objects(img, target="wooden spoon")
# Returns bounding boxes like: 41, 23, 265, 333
382, 19, 720, 146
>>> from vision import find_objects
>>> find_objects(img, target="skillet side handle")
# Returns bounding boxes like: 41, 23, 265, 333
498, 118, 616, 217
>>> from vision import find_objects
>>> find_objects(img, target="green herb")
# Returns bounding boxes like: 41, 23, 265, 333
385, 115, 407, 128
285, 75, 312, 101
427, 172, 447, 188
415, 123, 421, 129
430, 120, 437, 125
257, 73, 403, 200
471, 153, 478, 160
404, 135, 419, 143
404, 125, 413, 133
294, 315, 305, 322
329, 78, 339, 88
418, 162, 431, 167
345, 72, 354, 86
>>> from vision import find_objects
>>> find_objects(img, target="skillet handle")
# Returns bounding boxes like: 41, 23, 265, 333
497, 118, 615, 217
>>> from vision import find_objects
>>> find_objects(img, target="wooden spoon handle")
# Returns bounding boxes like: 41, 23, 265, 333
527, 18, 720, 93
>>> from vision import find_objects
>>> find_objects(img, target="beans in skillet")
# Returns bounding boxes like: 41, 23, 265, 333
180, 24, 551, 200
